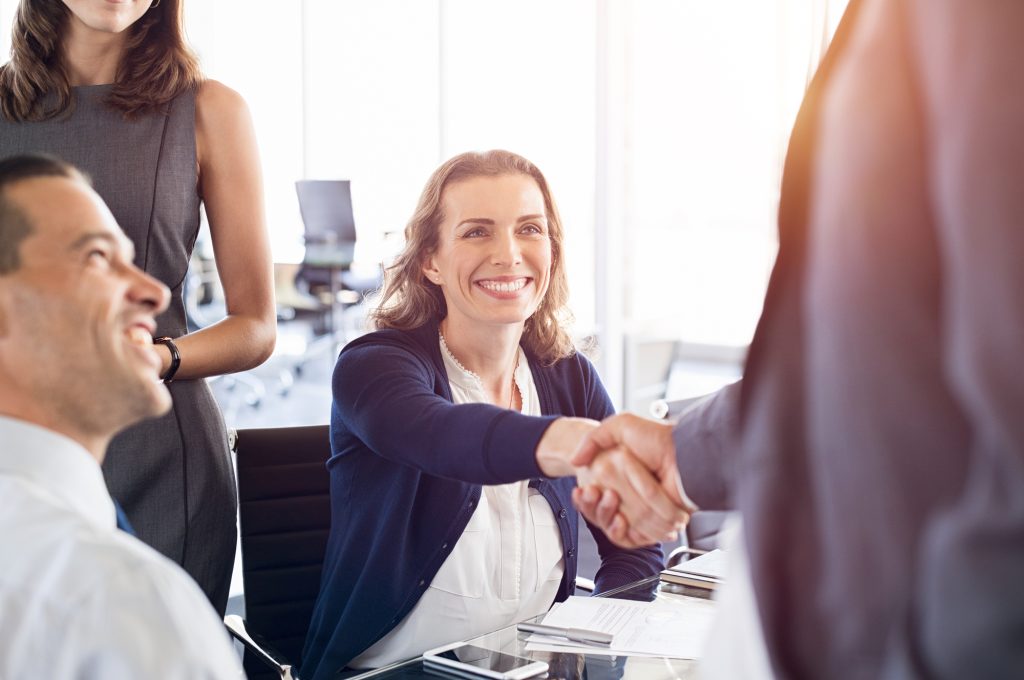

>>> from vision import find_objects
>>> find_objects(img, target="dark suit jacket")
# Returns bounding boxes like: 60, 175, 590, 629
674, 1, 1024, 677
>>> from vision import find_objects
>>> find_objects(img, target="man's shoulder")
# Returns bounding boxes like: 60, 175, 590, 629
3, 497, 202, 613
0, 476, 208, 622
0, 507, 240, 677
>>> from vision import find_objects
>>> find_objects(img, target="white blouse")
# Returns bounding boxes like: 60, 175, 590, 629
351, 337, 565, 668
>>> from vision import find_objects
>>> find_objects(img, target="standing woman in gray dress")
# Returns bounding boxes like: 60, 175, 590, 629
0, 0, 276, 615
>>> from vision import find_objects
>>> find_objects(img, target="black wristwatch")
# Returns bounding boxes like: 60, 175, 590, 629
152, 336, 181, 383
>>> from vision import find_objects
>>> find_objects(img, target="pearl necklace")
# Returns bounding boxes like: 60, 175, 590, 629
440, 331, 520, 411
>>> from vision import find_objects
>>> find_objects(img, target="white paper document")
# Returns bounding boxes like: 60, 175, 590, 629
669, 548, 729, 580
524, 595, 717, 659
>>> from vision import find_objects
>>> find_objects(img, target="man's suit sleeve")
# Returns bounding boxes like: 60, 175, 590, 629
672, 380, 742, 510
884, 2, 1024, 676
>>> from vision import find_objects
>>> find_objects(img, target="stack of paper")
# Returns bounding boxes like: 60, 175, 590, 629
523, 595, 717, 660
660, 548, 728, 591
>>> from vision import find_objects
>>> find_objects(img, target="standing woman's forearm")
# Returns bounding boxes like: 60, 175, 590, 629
155, 79, 276, 380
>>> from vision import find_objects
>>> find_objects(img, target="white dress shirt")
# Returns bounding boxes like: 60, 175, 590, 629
698, 516, 774, 679
0, 415, 243, 680
351, 339, 565, 667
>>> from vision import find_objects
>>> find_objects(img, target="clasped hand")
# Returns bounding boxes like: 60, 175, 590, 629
537, 415, 694, 548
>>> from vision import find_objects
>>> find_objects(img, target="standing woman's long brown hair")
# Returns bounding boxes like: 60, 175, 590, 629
0, 0, 201, 121
0, 0, 277, 616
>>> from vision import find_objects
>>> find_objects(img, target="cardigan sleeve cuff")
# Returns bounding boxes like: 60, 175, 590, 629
481, 412, 560, 482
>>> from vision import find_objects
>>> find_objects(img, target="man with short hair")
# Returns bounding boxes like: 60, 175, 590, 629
0, 154, 243, 679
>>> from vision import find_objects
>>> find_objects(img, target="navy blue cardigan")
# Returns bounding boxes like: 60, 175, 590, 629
301, 322, 663, 678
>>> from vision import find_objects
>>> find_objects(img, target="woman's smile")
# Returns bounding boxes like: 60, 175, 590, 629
475, 276, 532, 299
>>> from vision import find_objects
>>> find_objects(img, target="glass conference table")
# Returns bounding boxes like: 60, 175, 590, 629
338, 576, 712, 680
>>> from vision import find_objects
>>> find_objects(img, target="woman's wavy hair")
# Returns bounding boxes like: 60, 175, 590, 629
372, 149, 575, 365
0, 0, 202, 122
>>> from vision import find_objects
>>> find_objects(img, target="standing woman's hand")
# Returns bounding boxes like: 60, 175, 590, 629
158, 80, 276, 379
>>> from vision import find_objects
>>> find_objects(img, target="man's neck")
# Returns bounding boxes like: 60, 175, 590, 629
0, 403, 108, 463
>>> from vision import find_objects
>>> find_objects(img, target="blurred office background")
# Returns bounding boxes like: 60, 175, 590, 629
0, 0, 848, 423
0, 0, 847, 592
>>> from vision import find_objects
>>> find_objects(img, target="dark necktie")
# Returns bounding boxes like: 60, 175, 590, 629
113, 500, 136, 536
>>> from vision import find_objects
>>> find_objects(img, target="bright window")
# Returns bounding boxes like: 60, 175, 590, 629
1, 0, 849, 409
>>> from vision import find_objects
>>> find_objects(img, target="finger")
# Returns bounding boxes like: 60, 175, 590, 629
595, 488, 620, 528
579, 484, 600, 507
572, 427, 617, 467
574, 485, 624, 538
602, 459, 678, 544
572, 486, 614, 540
579, 446, 683, 542
608, 513, 640, 548
617, 452, 689, 531
572, 487, 599, 520
571, 434, 601, 467
570, 416, 631, 467
626, 525, 652, 547
615, 514, 655, 549
570, 486, 585, 509
583, 458, 667, 543
654, 455, 699, 516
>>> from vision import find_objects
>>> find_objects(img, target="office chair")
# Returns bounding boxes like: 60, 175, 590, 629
224, 425, 599, 679
225, 425, 332, 680
293, 181, 382, 372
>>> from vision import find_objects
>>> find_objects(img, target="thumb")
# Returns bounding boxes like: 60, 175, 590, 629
571, 415, 629, 466
658, 459, 698, 515
571, 430, 601, 467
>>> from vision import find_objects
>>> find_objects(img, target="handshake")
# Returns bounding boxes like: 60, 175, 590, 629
536, 414, 695, 549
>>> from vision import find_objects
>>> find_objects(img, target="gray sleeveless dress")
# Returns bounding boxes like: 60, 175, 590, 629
0, 85, 236, 614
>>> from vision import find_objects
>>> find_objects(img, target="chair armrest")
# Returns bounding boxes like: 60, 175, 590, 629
574, 576, 596, 593
665, 545, 709, 569
224, 614, 296, 680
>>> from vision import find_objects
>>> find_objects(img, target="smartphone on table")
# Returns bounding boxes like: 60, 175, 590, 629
422, 641, 548, 679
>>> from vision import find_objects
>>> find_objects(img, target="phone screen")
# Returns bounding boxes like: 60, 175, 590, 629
435, 645, 537, 674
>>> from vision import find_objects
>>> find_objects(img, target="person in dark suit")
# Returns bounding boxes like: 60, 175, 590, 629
573, 1, 1024, 677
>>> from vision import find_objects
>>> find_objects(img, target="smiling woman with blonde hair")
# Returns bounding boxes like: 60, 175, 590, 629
373, 150, 573, 364
301, 150, 671, 678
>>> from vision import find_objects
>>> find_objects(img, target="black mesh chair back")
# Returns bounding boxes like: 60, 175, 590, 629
295, 180, 357, 289
233, 425, 332, 680
296, 180, 356, 245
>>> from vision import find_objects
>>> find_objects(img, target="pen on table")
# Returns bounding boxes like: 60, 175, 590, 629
516, 623, 614, 647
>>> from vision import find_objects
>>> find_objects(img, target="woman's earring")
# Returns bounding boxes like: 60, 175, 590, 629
150, 0, 161, 9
